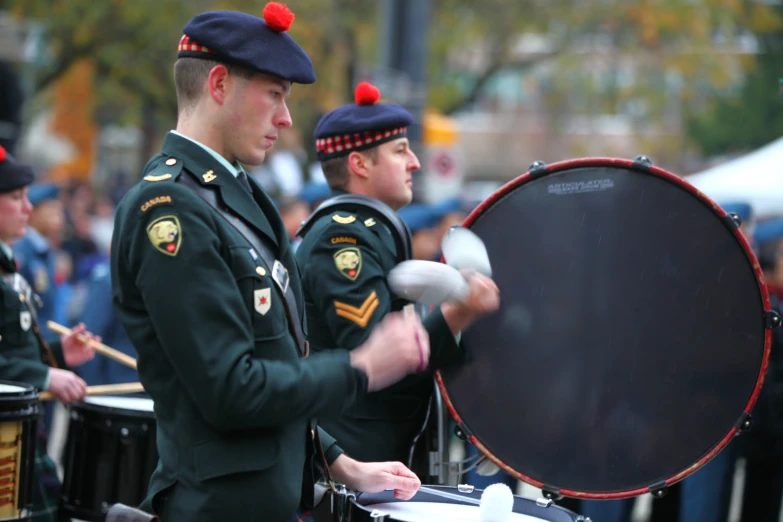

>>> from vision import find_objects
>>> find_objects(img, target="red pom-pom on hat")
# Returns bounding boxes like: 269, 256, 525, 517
263, 2, 295, 32
0, 146, 6, 163
355, 82, 381, 105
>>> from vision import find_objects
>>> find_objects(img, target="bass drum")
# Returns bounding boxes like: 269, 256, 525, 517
437, 157, 776, 500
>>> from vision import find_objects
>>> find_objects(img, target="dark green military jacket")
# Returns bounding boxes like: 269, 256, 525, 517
0, 247, 66, 386
295, 190, 465, 465
111, 133, 366, 522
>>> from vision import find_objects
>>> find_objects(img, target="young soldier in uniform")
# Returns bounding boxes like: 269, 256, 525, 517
0, 146, 97, 522
110, 6, 431, 521
295, 82, 500, 469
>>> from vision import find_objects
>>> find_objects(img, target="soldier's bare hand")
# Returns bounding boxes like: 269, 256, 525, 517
330, 455, 421, 500
350, 310, 430, 392
61, 322, 97, 367
441, 271, 500, 334
48, 369, 87, 404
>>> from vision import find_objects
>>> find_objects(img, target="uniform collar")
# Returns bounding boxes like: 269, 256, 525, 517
170, 130, 243, 178
0, 241, 15, 273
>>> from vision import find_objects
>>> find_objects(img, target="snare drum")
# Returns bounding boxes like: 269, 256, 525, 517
317, 485, 586, 522
60, 396, 157, 521
0, 382, 39, 522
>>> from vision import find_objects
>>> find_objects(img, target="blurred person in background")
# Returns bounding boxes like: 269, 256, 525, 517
0, 146, 98, 522
77, 249, 140, 391
276, 194, 311, 252
729, 217, 783, 522
298, 179, 331, 211
13, 184, 65, 343
0, 61, 24, 154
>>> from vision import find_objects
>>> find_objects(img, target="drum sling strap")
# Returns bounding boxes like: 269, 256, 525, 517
0, 265, 58, 369
179, 174, 336, 512
296, 194, 413, 265
178, 173, 308, 359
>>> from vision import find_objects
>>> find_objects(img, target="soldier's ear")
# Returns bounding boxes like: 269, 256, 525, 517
207, 64, 232, 105
346, 151, 370, 180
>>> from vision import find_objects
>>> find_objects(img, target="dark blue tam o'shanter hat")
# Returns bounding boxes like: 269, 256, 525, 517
0, 146, 34, 194
314, 82, 413, 161
178, 2, 315, 84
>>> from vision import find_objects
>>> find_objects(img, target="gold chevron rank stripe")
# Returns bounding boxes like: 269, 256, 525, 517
334, 291, 380, 328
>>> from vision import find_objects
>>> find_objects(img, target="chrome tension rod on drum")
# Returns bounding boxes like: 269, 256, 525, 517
418, 485, 481, 506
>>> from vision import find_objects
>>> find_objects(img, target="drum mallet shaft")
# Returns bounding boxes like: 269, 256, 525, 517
40, 382, 145, 401
417, 486, 481, 506
47, 321, 138, 370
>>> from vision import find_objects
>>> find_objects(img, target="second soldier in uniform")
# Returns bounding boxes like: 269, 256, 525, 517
296, 82, 500, 468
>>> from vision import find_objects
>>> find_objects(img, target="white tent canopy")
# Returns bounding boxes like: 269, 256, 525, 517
684, 136, 783, 219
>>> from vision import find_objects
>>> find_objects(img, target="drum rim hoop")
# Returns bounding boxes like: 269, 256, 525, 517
436, 156, 773, 500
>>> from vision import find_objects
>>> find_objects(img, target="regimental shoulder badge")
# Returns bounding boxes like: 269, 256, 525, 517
146, 215, 182, 257
254, 288, 271, 315
333, 247, 362, 281
332, 214, 356, 225
19, 311, 31, 331
364, 218, 376, 227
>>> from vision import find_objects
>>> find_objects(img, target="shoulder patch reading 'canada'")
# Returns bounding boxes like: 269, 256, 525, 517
333, 247, 362, 281
146, 215, 182, 257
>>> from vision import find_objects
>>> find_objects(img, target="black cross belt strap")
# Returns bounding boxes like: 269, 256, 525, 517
296, 194, 413, 264
179, 174, 309, 358
0, 268, 59, 369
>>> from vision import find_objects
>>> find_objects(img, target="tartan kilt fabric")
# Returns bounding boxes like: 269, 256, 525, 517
30, 433, 60, 522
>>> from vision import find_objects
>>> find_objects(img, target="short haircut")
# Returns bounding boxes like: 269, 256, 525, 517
320, 147, 379, 190
173, 57, 254, 115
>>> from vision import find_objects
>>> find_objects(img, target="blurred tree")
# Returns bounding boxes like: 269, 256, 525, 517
11, 0, 783, 169
427, 0, 782, 125
686, 2, 783, 157
48, 57, 96, 181
11, 0, 378, 167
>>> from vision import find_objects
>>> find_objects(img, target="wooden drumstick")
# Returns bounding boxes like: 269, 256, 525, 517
47, 321, 138, 370
40, 382, 145, 402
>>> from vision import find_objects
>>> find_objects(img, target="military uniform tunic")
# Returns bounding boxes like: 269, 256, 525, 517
111, 133, 365, 522
0, 244, 66, 522
295, 190, 466, 465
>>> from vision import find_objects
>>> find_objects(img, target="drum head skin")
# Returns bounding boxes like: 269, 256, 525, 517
353, 486, 580, 522
437, 158, 774, 499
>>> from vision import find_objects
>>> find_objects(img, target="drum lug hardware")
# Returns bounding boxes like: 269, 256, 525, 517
649, 481, 668, 498
105, 419, 112, 427
457, 484, 474, 493
633, 155, 653, 169
723, 212, 742, 230
101, 501, 110, 513
369, 510, 388, 520
541, 485, 563, 500
120, 427, 129, 438
736, 411, 752, 433
454, 422, 473, 441
765, 310, 781, 329
529, 161, 548, 179
576, 517, 593, 522
536, 497, 553, 508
